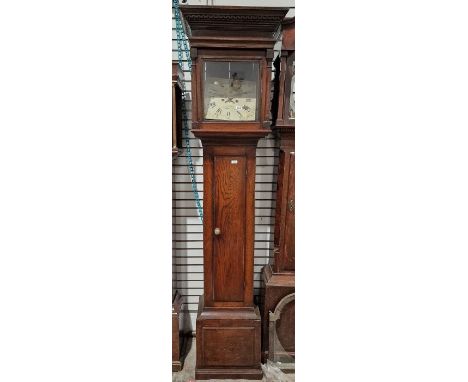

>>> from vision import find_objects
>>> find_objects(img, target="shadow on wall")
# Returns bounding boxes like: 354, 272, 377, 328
172, 126, 204, 336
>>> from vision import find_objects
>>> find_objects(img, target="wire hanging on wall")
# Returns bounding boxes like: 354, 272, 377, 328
173, 0, 203, 222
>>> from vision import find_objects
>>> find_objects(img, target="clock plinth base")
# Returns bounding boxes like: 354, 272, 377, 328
195, 296, 263, 380
172, 291, 185, 372
260, 264, 295, 363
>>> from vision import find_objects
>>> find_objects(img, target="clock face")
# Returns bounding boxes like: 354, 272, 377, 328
204, 78, 257, 121
203, 61, 259, 122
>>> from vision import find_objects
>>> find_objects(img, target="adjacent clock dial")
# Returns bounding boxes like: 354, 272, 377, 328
203, 61, 259, 122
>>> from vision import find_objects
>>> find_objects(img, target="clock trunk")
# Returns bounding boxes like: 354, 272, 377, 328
202, 144, 257, 309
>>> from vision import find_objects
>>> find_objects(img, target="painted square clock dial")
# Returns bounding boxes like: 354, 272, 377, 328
203, 61, 259, 121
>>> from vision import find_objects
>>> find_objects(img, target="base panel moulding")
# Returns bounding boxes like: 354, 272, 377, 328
195, 296, 263, 380
261, 264, 295, 363
172, 291, 185, 372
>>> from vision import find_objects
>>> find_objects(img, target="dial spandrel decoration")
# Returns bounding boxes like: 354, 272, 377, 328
203, 61, 259, 121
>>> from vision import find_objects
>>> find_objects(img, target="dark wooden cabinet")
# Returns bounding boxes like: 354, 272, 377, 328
172, 62, 183, 159
261, 17, 296, 366
180, 5, 288, 380
172, 291, 184, 371
274, 149, 295, 273
172, 62, 185, 371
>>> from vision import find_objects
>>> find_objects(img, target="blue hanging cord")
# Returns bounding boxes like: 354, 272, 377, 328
173, 0, 203, 222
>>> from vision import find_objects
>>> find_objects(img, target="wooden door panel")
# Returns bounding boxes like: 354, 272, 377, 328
283, 152, 295, 271
273, 150, 285, 249
213, 155, 246, 302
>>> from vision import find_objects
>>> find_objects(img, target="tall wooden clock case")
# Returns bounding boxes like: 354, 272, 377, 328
172, 61, 185, 372
180, 5, 288, 380
261, 17, 295, 364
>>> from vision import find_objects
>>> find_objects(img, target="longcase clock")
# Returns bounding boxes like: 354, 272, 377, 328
261, 17, 295, 365
179, 5, 288, 380
172, 62, 185, 372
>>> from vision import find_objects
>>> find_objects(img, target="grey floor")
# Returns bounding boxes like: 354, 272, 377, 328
172, 338, 295, 382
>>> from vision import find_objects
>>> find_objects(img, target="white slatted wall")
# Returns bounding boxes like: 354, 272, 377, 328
172, 0, 295, 332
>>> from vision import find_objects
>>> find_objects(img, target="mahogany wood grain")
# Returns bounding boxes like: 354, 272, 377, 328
202, 144, 258, 309
275, 150, 295, 272
213, 155, 246, 302
282, 152, 295, 271
196, 296, 262, 380
202, 327, 255, 366
271, 18, 295, 128
275, 300, 295, 354
260, 265, 295, 362
272, 136, 295, 274
281, 17, 295, 51
273, 150, 285, 250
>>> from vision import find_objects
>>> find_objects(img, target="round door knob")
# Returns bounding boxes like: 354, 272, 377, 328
214, 227, 221, 236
